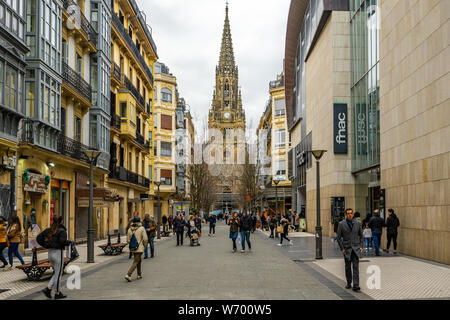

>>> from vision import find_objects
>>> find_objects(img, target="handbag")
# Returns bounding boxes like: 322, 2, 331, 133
277, 225, 284, 234
68, 241, 79, 261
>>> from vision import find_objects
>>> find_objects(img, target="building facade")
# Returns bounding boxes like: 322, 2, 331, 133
108, 0, 157, 234
256, 72, 292, 215
285, 0, 449, 264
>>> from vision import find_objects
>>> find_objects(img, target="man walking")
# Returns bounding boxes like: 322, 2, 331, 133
174, 214, 186, 246
143, 214, 157, 259
239, 212, 252, 253
368, 209, 385, 256
125, 216, 148, 282
385, 209, 400, 254
209, 214, 217, 237
336, 209, 364, 292
269, 214, 277, 238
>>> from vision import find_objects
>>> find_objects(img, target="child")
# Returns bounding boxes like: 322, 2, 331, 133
363, 226, 372, 252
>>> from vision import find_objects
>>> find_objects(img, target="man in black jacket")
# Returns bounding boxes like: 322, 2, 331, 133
385, 209, 400, 254
368, 209, 385, 256
336, 209, 364, 292
239, 212, 253, 253
173, 215, 186, 246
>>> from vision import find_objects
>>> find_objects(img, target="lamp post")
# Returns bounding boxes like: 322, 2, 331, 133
154, 179, 163, 239
308, 149, 327, 260
84, 150, 101, 263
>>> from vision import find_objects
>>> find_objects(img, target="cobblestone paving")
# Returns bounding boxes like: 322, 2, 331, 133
12, 222, 341, 300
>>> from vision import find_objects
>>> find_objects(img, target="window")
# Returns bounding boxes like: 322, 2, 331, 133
154, 113, 157, 128
161, 87, 172, 103
62, 40, 68, 64
120, 102, 127, 117
160, 169, 172, 185
275, 129, 286, 147
0, 61, 3, 104
76, 54, 82, 75
74, 116, 82, 142
274, 98, 286, 117
275, 160, 286, 176
5, 66, 17, 109
160, 114, 172, 130
149, 165, 152, 181
154, 86, 157, 100
161, 141, 172, 157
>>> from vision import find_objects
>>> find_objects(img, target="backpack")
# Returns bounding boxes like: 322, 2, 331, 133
129, 231, 140, 252
36, 228, 51, 248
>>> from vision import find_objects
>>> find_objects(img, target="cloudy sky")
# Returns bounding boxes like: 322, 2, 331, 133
136, 0, 291, 136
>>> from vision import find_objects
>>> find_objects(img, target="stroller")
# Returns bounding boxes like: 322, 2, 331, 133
189, 226, 201, 246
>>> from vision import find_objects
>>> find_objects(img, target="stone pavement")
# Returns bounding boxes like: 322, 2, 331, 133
10, 221, 343, 300
0, 234, 173, 300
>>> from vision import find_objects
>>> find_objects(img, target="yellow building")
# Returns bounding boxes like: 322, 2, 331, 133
153, 62, 177, 219
108, 0, 157, 234
256, 73, 292, 214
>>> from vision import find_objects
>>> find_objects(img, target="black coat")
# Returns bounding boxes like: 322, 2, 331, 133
368, 215, 385, 233
173, 219, 186, 233
40, 225, 71, 250
385, 213, 400, 234
240, 215, 253, 232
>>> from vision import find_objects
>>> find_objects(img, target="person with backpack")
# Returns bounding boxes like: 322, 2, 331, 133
143, 214, 157, 259
368, 209, 385, 256
0, 217, 8, 268
125, 216, 148, 282
278, 215, 293, 246
385, 209, 400, 254
6, 216, 25, 270
40, 216, 71, 299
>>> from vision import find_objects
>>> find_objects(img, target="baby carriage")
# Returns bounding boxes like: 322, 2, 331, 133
190, 227, 201, 246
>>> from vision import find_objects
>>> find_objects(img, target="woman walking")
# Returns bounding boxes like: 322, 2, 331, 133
6, 216, 25, 270
41, 216, 71, 299
0, 217, 8, 268
228, 212, 240, 253
278, 215, 293, 246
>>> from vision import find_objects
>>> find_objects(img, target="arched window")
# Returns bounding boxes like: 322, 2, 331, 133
224, 82, 229, 97
161, 87, 172, 103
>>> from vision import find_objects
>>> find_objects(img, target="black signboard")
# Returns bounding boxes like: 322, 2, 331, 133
333, 103, 348, 154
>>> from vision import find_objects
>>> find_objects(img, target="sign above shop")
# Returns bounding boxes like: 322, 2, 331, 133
77, 199, 114, 208
333, 103, 348, 154
2, 156, 16, 170
23, 173, 48, 194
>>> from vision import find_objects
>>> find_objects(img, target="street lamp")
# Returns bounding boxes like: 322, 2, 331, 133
307, 149, 327, 260
84, 150, 101, 263
154, 178, 165, 239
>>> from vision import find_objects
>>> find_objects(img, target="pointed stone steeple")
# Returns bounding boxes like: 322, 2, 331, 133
218, 2, 236, 70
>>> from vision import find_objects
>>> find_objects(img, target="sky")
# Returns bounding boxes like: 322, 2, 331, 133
136, 0, 291, 137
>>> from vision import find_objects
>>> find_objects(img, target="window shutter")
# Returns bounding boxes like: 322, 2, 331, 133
161, 169, 172, 179
161, 114, 172, 130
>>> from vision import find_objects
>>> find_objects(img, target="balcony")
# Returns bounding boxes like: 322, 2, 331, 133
111, 114, 121, 131
111, 12, 154, 86
269, 75, 285, 89
62, 62, 92, 104
124, 75, 145, 110
62, 0, 97, 49
119, 118, 136, 140
57, 134, 91, 163
135, 131, 145, 146
109, 165, 150, 189
111, 63, 122, 85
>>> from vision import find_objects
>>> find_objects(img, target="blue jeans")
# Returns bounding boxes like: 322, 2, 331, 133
144, 236, 155, 258
372, 231, 382, 256
365, 237, 372, 250
240, 231, 251, 250
8, 242, 25, 266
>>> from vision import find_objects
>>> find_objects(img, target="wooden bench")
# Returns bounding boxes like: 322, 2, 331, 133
16, 247, 71, 281
98, 232, 127, 255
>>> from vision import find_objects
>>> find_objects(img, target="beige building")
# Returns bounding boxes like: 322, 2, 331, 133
285, 0, 449, 264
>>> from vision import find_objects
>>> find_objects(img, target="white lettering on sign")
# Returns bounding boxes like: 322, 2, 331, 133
357, 113, 367, 144
335, 112, 347, 145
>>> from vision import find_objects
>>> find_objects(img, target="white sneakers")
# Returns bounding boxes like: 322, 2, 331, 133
290, 240, 294, 246
124, 274, 132, 282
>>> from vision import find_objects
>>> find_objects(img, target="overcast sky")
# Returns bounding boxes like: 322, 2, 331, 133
136, 0, 291, 137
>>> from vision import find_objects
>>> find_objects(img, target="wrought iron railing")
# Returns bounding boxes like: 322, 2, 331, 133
128, 0, 157, 57
109, 165, 149, 188
112, 12, 154, 86
112, 63, 122, 83
269, 76, 285, 89
21, 120, 34, 144
135, 131, 145, 146
63, 62, 92, 102
111, 114, 121, 130
57, 133, 90, 163
124, 75, 145, 108
63, 0, 98, 48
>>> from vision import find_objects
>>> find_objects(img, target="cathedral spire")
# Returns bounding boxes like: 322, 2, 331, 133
219, 1, 235, 69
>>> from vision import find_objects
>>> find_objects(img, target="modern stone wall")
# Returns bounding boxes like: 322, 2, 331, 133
379, 0, 450, 264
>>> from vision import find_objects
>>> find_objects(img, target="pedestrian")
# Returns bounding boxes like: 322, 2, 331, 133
224, 213, 228, 225
195, 214, 202, 237
363, 224, 372, 253
278, 215, 293, 246
209, 214, 217, 236
239, 212, 252, 253
368, 209, 385, 256
126, 217, 134, 259
162, 215, 168, 235
336, 209, 364, 292
143, 214, 157, 259
125, 216, 148, 282
228, 212, 240, 253
251, 213, 257, 233
168, 214, 174, 231
6, 216, 25, 270
385, 209, 400, 254
40, 216, 71, 299
294, 212, 300, 232
0, 217, 9, 268
269, 214, 277, 238
260, 213, 266, 231
174, 214, 186, 246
